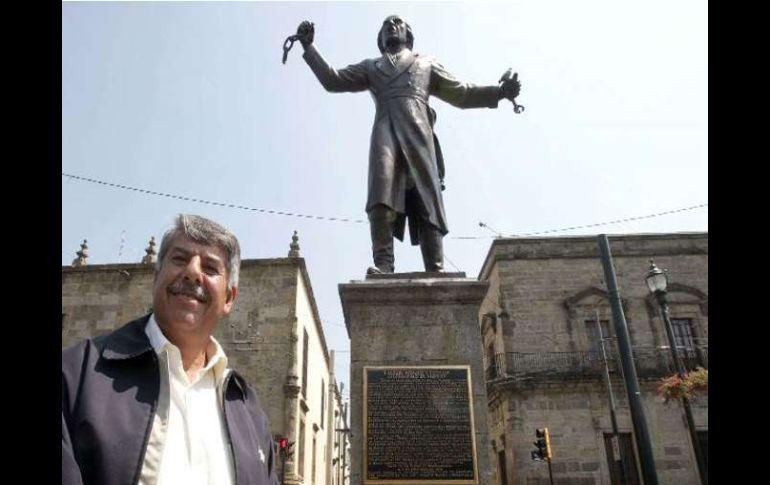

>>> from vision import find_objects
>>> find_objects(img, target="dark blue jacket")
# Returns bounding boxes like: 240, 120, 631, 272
62, 315, 279, 485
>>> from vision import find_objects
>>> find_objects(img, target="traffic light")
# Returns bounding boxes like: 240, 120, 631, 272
531, 428, 552, 461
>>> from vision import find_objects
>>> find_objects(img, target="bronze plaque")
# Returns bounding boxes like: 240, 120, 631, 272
363, 366, 478, 484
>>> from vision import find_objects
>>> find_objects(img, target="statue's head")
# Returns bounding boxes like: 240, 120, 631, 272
377, 15, 414, 53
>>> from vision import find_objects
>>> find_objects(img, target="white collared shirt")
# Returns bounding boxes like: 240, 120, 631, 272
139, 315, 234, 485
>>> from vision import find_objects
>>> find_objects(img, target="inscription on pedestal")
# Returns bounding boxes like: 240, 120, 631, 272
364, 366, 478, 484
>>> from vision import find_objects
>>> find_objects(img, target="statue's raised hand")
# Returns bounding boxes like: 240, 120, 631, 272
498, 69, 524, 113
296, 21, 315, 47
500, 71, 521, 102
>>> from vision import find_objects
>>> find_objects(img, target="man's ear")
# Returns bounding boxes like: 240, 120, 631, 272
226, 286, 239, 305
222, 286, 239, 315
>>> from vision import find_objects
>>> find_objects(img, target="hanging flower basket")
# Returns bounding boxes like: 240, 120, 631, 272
657, 367, 708, 404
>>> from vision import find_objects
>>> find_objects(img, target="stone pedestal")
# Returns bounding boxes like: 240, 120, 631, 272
339, 272, 493, 485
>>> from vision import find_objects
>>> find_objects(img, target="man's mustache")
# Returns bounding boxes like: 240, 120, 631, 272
168, 280, 210, 303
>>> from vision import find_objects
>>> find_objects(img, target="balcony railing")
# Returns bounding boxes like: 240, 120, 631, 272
485, 346, 707, 383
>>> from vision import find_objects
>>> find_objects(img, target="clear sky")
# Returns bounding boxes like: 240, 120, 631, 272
62, 0, 708, 404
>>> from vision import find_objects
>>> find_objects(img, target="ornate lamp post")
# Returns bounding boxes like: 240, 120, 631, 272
644, 260, 707, 485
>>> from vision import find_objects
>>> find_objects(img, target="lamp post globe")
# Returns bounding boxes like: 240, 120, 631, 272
645, 259, 669, 296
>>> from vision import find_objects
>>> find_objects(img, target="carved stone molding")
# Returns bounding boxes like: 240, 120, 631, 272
481, 312, 497, 335
563, 286, 627, 317
284, 383, 301, 398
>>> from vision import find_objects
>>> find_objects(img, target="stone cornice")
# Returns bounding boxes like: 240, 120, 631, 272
479, 232, 708, 281
339, 277, 489, 334
339, 279, 489, 305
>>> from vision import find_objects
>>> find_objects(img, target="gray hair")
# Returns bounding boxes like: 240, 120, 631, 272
157, 214, 241, 291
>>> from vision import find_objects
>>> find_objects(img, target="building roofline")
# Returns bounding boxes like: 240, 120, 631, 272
61, 257, 302, 274
478, 231, 708, 281
293, 257, 333, 370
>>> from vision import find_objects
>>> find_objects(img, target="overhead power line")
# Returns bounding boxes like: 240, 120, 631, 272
62, 172, 366, 224
62, 172, 706, 238
459, 203, 708, 240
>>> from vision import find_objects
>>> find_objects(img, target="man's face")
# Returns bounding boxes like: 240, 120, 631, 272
152, 233, 238, 341
380, 16, 408, 49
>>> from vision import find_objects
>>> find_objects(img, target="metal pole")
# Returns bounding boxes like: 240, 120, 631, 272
343, 402, 349, 485
547, 457, 554, 485
596, 310, 629, 485
656, 294, 708, 485
598, 235, 659, 485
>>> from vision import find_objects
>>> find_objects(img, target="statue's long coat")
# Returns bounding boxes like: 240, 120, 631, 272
303, 45, 499, 244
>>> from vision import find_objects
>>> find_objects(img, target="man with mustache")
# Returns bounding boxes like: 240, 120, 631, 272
62, 214, 278, 485
295, 15, 521, 274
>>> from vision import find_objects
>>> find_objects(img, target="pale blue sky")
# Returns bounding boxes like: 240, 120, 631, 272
62, 1, 708, 402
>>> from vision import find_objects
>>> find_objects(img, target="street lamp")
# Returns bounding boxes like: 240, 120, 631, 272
644, 260, 707, 485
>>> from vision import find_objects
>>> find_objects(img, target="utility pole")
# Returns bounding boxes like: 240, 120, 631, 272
598, 235, 659, 485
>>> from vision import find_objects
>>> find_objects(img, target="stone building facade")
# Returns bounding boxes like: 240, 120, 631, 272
62, 242, 350, 485
478, 233, 708, 485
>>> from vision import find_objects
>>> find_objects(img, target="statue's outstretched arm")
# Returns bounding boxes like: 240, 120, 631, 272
430, 61, 500, 109
295, 20, 369, 93
430, 62, 523, 112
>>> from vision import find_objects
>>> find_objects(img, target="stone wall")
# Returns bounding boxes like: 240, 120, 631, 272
295, 269, 334, 484
479, 233, 708, 484
340, 275, 494, 485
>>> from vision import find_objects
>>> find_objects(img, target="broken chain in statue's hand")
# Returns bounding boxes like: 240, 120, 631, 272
282, 21, 315, 65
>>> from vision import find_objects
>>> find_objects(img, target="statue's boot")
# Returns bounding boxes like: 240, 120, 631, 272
420, 222, 445, 272
368, 205, 395, 274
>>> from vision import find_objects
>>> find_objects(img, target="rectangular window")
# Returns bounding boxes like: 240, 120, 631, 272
302, 329, 309, 399
671, 318, 695, 351
497, 449, 508, 485
320, 379, 325, 429
298, 416, 306, 478
486, 344, 497, 379
311, 437, 317, 485
586, 319, 612, 354
671, 318, 702, 369
604, 432, 640, 485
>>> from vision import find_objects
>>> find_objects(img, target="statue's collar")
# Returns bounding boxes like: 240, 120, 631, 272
376, 48, 416, 79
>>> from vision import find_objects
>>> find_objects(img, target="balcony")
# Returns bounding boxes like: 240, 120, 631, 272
485, 346, 707, 384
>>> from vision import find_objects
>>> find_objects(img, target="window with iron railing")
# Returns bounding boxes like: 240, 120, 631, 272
671, 318, 707, 370
486, 346, 708, 382
672, 318, 695, 350
585, 319, 612, 353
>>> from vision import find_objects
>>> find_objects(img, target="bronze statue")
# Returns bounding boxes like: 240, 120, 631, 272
293, 16, 522, 274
